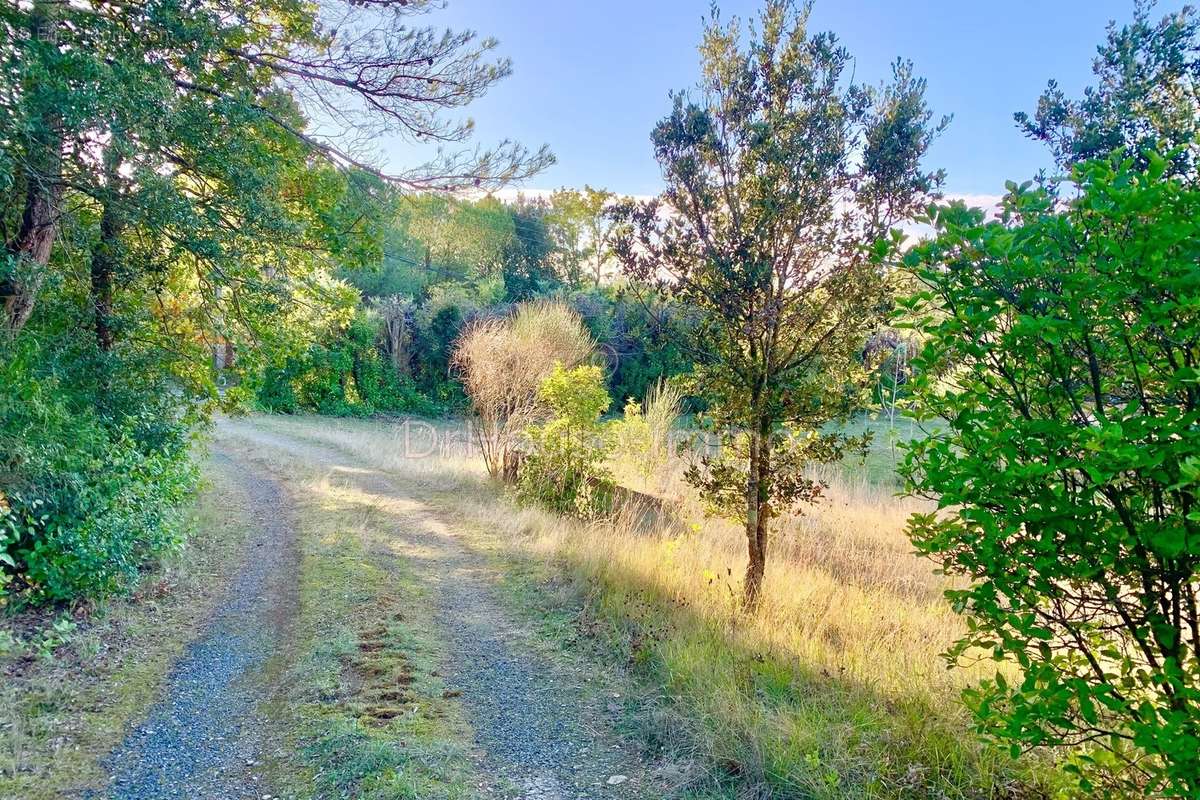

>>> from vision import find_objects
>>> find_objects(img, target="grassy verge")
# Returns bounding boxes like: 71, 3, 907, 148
441, 495, 1059, 799
261, 413, 1069, 799
253, 450, 480, 800
0, 457, 253, 799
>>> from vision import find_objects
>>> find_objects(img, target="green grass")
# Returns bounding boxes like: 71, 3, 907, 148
257, 451, 480, 800
823, 412, 944, 489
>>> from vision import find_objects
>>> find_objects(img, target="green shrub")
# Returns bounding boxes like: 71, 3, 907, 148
517, 364, 614, 518
257, 362, 301, 413
901, 153, 1200, 796
0, 339, 197, 603
257, 309, 441, 417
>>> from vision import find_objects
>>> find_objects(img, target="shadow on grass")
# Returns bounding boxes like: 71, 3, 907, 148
459, 518, 1060, 800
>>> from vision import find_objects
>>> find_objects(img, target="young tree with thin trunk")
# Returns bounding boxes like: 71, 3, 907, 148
578, 186, 617, 287
611, 0, 945, 608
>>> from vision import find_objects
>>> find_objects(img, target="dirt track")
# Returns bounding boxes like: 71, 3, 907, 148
102, 449, 298, 798
101, 417, 648, 800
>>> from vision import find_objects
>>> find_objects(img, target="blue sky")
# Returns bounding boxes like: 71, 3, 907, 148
378, 1, 1187, 199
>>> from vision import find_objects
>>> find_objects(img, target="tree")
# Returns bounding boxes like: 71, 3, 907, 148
376, 294, 417, 377
496, 195, 558, 301
1016, 1, 1200, 178
579, 186, 617, 286
900, 153, 1200, 796
0, 0, 550, 603
611, 0, 945, 607
548, 186, 616, 287
0, 0, 553, 338
545, 190, 588, 287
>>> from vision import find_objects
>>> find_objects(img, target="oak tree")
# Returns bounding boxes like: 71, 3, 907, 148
1016, 1, 1200, 178
612, 0, 945, 606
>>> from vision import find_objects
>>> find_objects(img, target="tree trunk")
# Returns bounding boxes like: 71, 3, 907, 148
91, 143, 125, 352
743, 419, 772, 609
501, 448, 524, 484
386, 314, 411, 378
1, 0, 64, 337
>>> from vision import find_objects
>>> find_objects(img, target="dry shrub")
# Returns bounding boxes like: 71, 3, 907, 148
643, 379, 683, 459
452, 301, 594, 478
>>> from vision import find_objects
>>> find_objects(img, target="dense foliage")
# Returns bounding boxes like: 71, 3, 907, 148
0, 0, 544, 604
901, 153, 1200, 796
612, 0, 945, 605
257, 309, 438, 418
0, 337, 197, 602
262, 190, 697, 418
517, 364, 614, 519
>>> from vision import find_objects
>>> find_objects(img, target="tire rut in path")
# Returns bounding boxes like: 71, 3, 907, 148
220, 418, 648, 800
100, 449, 299, 800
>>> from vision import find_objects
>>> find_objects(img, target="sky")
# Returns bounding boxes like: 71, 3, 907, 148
376, 0, 1189, 200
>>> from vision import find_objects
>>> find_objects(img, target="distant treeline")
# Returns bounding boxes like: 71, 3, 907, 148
256, 191, 696, 417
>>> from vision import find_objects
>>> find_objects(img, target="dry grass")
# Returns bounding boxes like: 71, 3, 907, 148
250, 413, 1065, 799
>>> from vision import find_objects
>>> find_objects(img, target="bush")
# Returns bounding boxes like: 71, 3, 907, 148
517, 364, 614, 518
901, 153, 1200, 796
453, 301, 594, 478
0, 339, 197, 603
257, 308, 440, 417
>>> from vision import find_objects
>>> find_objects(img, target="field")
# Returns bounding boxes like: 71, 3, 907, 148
246, 413, 1063, 799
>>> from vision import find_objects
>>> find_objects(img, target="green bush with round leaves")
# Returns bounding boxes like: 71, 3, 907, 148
900, 151, 1200, 797
517, 363, 614, 519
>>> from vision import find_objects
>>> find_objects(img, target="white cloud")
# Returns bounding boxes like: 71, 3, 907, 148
943, 192, 1004, 217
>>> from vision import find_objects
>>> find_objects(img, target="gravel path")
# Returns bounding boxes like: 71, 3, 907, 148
100, 449, 299, 800
220, 418, 649, 800
430, 513, 633, 799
